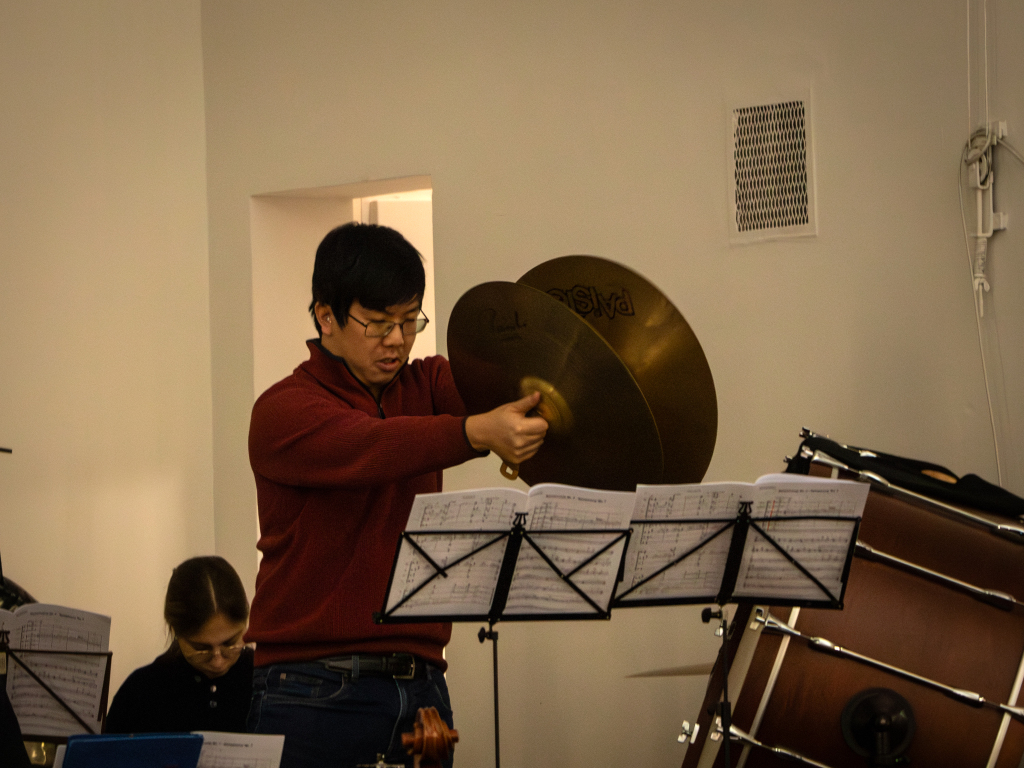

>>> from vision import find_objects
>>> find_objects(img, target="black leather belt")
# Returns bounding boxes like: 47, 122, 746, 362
320, 653, 422, 680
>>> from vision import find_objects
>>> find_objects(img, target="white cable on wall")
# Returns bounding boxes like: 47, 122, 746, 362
957, 152, 1003, 486
961, 0, 1003, 486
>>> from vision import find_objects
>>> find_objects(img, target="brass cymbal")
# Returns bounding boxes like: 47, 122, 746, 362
447, 281, 663, 491
519, 256, 717, 483
626, 662, 716, 678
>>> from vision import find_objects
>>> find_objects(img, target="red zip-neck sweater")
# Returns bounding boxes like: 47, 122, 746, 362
246, 340, 483, 669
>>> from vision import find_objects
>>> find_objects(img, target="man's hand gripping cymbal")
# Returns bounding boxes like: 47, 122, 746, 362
464, 391, 549, 470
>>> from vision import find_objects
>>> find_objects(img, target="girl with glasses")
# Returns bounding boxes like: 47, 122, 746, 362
104, 556, 253, 734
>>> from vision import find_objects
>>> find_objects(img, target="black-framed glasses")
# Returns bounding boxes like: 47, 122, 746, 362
347, 311, 430, 338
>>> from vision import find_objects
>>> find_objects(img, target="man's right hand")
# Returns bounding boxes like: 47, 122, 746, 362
465, 391, 549, 467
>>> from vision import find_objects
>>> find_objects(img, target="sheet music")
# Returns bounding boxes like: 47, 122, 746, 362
734, 474, 867, 600
1, 603, 111, 738
616, 521, 733, 601
405, 487, 525, 530
1, 603, 109, 651
403, 483, 634, 532
384, 484, 633, 618
748, 473, 871, 519
194, 731, 285, 768
632, 482, 748, 521
386, 533, 507, 616
503, 532, 627, 614
732, 518, 859, 601
617, 475, 868, 604
522, 484, 635, 530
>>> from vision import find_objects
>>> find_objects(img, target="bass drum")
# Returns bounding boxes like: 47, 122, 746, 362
682, 473, 1024, 768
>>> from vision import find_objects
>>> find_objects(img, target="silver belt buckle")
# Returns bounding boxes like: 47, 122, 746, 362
322, 657, 353, 673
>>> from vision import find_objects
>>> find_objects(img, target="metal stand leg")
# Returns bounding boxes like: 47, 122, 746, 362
478, 623, 500, 768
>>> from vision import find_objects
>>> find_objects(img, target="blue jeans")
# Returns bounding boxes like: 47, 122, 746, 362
247, 660, 455, 768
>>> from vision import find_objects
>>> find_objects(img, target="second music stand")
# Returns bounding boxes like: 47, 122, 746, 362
377, 508, 632, 768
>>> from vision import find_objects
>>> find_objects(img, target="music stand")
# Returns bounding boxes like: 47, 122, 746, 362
611, 477, 868, 766
1, 631, 112, 740
377, 496, 633, 768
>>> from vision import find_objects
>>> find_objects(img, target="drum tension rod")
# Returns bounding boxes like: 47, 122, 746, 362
758, 613, 1024, 723
855, 541, 1019, 610
707, 718, 836, 768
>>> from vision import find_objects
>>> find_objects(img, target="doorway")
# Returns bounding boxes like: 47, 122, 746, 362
249, 176, 435, 399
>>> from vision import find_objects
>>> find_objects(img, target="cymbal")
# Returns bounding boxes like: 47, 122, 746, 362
447, 281, 664, 492
626, 662, 716, 678
519, 256, 717, 483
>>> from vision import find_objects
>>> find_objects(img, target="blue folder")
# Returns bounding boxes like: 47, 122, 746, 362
62, 732, 203, 768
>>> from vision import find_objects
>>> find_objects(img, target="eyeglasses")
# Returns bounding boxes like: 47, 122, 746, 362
178, 638, 246, 663
347, 311, 430, 338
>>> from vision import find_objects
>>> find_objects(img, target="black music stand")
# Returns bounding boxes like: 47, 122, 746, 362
377, 511, 631, 768
1, 631, 112, 741
612, 483, 867, 766
612, 500, 863, 610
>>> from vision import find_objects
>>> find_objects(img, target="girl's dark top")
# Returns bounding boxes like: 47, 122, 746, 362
104, 647, 254, 734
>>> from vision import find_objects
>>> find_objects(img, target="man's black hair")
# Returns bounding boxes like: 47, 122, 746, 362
309, 222, 426, 335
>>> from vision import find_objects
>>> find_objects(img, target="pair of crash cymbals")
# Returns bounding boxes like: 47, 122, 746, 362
447, 256, 717, 492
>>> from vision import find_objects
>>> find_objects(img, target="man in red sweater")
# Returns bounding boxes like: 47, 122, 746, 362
246, 223, 547, 768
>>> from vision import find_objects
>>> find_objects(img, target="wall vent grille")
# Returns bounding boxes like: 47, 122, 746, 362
730, 99, 816, 241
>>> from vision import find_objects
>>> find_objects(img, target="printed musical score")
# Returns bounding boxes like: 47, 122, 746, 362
618, 521, 733, 601
503, 532, 627, 614
732, 519, 859, 601
384, 484, 634, 619
1, 603, 111, 738
384, 475, 868, 618
406, 488, 522, 531
387, 533, 506, 616
615, 474, 869, 606
195, 731, 285, 768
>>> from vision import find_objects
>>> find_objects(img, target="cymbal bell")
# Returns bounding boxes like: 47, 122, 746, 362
518, 256, 717, 483
447, 281, 664, 492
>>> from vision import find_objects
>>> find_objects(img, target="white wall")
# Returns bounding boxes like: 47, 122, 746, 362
199, 1, 1024, 766
250, 195, 352, 399
0, 1, 214, 694
372, 197, 438, 359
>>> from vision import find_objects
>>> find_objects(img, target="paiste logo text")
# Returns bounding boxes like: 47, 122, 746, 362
545, 286, 634, 320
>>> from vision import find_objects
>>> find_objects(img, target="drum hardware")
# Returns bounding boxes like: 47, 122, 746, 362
705, 717, 836, 768
840, 688, 915, 766
793, 446, 1024, 544
988, 643, 1024, 768
855, 541, 1020, 610
758, 612, 1024, 723
689, 605, 769, 768
734, 606, 801, 768
701, 607, 736, 768
678, 720, 700, 744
